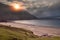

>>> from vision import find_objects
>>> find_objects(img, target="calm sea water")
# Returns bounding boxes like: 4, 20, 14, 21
13, 20, 60, 28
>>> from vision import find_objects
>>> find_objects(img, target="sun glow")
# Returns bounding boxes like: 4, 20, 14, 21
13, 4, 20, 10
10, 2, 26, 11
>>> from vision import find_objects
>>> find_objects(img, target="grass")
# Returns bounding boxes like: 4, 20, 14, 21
0, 25, 60, 40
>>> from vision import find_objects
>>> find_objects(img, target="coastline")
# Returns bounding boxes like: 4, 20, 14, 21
0, 22, 60, 36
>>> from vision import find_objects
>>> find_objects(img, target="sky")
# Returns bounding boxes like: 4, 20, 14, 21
0, 0, 60, 18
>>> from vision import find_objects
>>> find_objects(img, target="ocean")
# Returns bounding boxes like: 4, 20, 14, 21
13, 20, 60, 28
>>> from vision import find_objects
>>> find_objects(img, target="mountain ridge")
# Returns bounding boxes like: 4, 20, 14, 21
0, 3, 38, 21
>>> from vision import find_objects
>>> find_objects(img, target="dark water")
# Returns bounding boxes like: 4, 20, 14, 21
13, 20, 60, 28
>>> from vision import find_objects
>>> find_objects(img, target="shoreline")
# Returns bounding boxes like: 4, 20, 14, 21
0, 22, 60, 36
12, 21, 60, 29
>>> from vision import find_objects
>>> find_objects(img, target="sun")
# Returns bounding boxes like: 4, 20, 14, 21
10, 2, 26, 11
13, 3, 20, 10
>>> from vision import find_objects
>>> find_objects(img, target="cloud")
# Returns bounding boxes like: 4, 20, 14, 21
0, 0, 60, 18
26, 0, 60, 18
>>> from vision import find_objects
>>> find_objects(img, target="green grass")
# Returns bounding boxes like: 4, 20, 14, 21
0, 25, 60, 40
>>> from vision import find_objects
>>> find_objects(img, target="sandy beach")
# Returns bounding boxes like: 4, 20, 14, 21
0, 22, 60, 36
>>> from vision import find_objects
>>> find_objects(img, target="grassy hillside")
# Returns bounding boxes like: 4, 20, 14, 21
0, 25, 60, 40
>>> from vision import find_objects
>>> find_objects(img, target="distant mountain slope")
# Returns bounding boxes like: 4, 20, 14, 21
0, 3, 38, 21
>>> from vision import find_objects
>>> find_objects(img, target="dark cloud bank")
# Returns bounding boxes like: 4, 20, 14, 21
27, 0, 60, 18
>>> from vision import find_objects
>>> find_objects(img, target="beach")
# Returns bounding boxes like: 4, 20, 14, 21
0, 22, 60, 36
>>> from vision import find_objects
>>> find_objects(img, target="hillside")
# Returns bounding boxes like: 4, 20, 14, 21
0, 3, 38, 21
0, 25, 38, 40
0, 25, 60, 40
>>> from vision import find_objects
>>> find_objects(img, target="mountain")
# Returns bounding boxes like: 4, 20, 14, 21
0, 3, 38, 21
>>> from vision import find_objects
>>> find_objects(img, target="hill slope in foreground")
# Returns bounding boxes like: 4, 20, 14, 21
0, 25, 60, 40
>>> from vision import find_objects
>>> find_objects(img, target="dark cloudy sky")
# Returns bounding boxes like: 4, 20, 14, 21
0, 0, 60, 18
